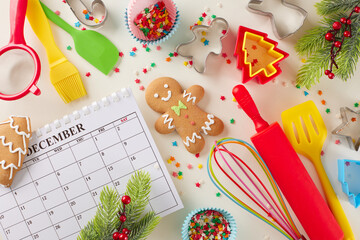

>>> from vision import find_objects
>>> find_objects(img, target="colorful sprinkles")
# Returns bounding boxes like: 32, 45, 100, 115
134, 1, 174, 40
188, 210, 231, 240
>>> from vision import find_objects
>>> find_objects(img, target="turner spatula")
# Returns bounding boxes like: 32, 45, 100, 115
281, 100, 354, 240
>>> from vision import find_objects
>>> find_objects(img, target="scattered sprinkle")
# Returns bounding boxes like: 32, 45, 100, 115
172, 141, 178, 146
211, 14, 216, 18
169, 52, 174, 57
351, 117, 357, 122
134, 71, 140, 76
195, 182, 201, 188
119, 52, 124, 57
189, 60, 193, 65
55, 10, 60, 15
178, 175, 183, 180
198, 164, 203, 169
178, 171, 183, 176
75, 21, 81, 27
130, 51, 136, 57
166, 57, 172, 62
318, 90, 323, 95
335, 140, 341, 144
326, 108, 331, 114
114, 68, 120, 73
296, 84, 301, 89
195, 153, 200, 158
355, 102, 359, 107
135, 79, 140, 84
304, 91, 309, 96
151, 62, 156, 67
85, 72, 91, 77
167, 159, 172, 164
204, 40, 209, 46
220, 96, 226, 101
175, 162, 180, 168
146, 47, 151, 52
301, 58, 306, 63
230, 118, 235, 124
321, 150, 325, 156
184, 61, 188, 66
172, 171, 178, 177
185, 114, 189, 118
132, 47, 137, 52
190, 121, 195, 125
226, 59, 231, 64
156, 46, 162, 50
139, 85, 145, 91
216, 192, 221, 197
221, 53, 227, 58
143, 68, 148, 74
170, 156, 175, 161
232, 97, 236, 102
187, 164, 193, 169
67, 45, 72, 50
321, 100, 326, 105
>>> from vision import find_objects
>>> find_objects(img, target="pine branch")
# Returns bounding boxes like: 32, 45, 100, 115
295, 26, 328, 57
77, 222, 96, 240
296, 48, 331, 89
129, 212, 161, 240
316, 0, 359, 16
122, 171, 151, 228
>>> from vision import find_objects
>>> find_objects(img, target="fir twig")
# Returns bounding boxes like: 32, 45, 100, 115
316, 0, 359, 16
129, 212, 161, 240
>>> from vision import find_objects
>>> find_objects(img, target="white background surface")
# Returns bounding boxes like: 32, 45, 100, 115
0, 0, 359, 239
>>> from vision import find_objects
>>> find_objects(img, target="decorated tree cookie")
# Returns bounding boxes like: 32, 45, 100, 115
145, 77, 224, 153
0, 116, 31, 187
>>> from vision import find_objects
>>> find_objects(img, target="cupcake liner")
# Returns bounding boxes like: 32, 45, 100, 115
181, 207, 237, 240
124, 0, 179, 44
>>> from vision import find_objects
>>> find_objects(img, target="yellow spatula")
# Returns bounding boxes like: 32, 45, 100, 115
26, 0, 86, 103
281, 100, 354, 240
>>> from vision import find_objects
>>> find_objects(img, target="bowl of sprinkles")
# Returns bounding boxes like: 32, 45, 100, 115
125, 0, 179, 44
182, 208, 236, 240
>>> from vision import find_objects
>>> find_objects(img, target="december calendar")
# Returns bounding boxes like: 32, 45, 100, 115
0, 88, 183, 240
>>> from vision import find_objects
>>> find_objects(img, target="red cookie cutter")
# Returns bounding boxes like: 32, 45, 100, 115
234, 26, 288, 84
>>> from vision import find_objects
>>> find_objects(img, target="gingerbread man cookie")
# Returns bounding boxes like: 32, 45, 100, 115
0, 116, 31, 187
145, 77, 224, 153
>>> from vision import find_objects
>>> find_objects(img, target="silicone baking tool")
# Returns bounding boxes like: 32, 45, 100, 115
207, 138, 303, 240
66, 0, 107, 28
282, 100, 354, 240
176, 17, 229, 73
27, 0, 86, 103
40, 1, 119, 75
232, 85, 343, 240
234, 26, 288, 84
0, 0, 41, 101
332, 107, 360, 151
247, 0, 307, 39
338, 159, 360, 208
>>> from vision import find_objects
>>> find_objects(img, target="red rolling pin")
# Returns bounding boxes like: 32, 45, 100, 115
233, 85, 343, 240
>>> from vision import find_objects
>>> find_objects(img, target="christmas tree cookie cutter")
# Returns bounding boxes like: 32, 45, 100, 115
66, 0, 107, 28
175, 17, 229, 73
338, 159, 360, 208
234, 26, 289, 84
332, 107, 360, 151
247, 0, 307, 39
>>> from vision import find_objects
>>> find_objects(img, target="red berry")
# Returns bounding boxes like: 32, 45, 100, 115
340, 17, 347, 23
344, 31, 351, 37
113, 232, 120, 240
118, 233, 128, 240
347, 19, 352, 25
120, 214, 127, 222
325, 32, 333, 41
333, 21, 342, 30
328, 73, 335, 79
334, 41, 342, 48
324, 70, 330, 75
355, 6, 360, 13
122, 195, 131, 205
122, 228, 130, 235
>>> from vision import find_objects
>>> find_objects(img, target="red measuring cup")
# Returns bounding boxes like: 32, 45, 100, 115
0, 0, 41, 101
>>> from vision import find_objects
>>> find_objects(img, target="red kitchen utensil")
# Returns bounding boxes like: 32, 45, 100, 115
232, 84, 343, 240
0, 0, 41, 101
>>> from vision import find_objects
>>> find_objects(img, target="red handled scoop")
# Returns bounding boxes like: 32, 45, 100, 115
232, 85, 343, 240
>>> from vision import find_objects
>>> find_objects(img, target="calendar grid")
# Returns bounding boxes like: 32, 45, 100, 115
0, 93, 183, 240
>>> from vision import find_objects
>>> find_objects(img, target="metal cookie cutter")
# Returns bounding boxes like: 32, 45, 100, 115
338, 159, 360, 208
66, 0, 108, 28
176, 17, 229, 73
248, 0, 307, 39
332, 107, 360, 151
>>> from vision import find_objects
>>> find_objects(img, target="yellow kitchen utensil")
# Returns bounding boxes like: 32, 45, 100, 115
26, 0, 86, 103
281, 100, 354, 240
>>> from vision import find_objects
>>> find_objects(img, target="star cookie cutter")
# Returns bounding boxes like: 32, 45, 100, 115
66, 0, 108, 28
332, 107, 360, 151
247, 0, 307, 39
176, 17, 229, 73
338, 159, 360, 208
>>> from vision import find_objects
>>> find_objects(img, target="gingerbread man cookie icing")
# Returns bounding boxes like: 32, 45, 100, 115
145, 77, 224, 153
0, 116, 31, 187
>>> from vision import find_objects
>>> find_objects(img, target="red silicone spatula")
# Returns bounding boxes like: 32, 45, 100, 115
232, 84, 343, 240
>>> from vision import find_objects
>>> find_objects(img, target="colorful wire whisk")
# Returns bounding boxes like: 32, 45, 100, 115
207, 138, 304, 240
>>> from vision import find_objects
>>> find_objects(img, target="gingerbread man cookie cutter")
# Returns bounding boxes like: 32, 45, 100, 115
145, 77, 224, 154
247, 0, 307, 39
176, 17, 229, 73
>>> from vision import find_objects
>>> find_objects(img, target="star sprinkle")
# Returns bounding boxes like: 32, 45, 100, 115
132, 47, 137, 52
114, 68, 120, 73
143, 68, 148, 74
178, 175, 183, 180
335, 140, 341, 144
67, 45, 72, 50
220, 96, 226, 101
226, 59, 231, 64
321, 100, 326, 105
326, 108, 331, 114
318, 90, 323, 95
170, 156, 175, 161
195, 153, 200, 158
175, 162, 180, 168
151, 62, 156, 67
85, 72, 91, 77
156, 46, 162, 50
135, 79, 140, 84
178, 171, 183, 176
230, 118, 235, 124
172, 141, 178, 146
187, 164, 193, 169
75, 21, 81, 27
166, 57, 171, 62
55, 10, 60, 15
198, 164, 203, 169
119, 52, 124, 57
172, 171, 178, 177
221, 53, 227, 58
195, 182, 201, 188
355, 102, 359, 108
216, 192, 221, 197
203, 40, 209, 46
139, 85, 145, 91
332, 107, 360, 150
130, 51, 136, 57
146, 47, 151, 52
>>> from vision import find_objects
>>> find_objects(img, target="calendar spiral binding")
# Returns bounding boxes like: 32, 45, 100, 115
34, 88, 131, 138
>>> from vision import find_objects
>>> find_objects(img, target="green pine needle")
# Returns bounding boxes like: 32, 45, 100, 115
296, 1, 360, 88
77, 171, 160, 240
316, 0, 359, 16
